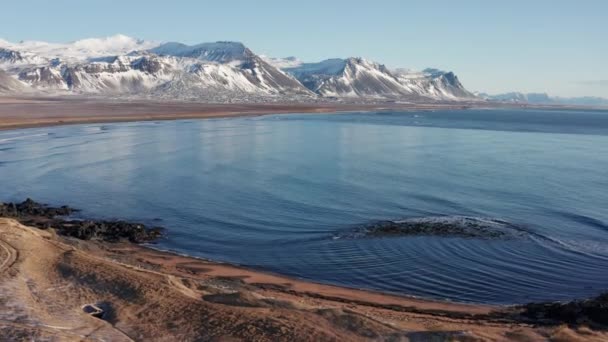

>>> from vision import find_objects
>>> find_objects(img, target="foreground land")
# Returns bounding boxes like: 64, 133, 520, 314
1, 216, 607, 341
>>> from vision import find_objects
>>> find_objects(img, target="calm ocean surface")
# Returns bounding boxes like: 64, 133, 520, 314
1, 108, 608, 304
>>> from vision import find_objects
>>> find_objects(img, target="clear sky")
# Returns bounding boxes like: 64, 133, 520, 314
2, 0, 607, 97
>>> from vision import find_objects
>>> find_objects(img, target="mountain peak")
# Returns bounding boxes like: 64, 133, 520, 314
149, 41, 250, 63
0, 34, 158, 62
423, 68, 449, 76
282, 57, 474, 100
0, 35, 476, 101
345, 57, 369, 64
344, 57, 387, 71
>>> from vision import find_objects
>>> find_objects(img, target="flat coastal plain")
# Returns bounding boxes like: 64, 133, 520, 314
0, 96, 492, 131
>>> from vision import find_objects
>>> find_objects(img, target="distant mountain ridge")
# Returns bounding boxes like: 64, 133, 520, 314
0, 34, 476, 102
477, 92, 608, 107
274, 57, 475, 100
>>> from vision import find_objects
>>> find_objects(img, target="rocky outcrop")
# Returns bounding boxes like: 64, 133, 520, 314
0, 199, 162, 243
0, 47, 24, 63
520, 292, 608, 328
334, 216, 527, 240
0, 198, 74, 218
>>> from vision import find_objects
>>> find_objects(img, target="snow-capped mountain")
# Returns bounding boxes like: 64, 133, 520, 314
0, 34, 157, 65
16, 54, 176, 93
396, 68, 475, 100
0, 34, 475, 101
281, 58, 475, 100
149, 42, 312, 96
476, 92, 551, 103
150, 41, 251, 63
0, 36, 313, 98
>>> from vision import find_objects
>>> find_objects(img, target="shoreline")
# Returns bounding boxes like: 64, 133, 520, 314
0, 96, 471, 131
0, 218, 596, 341
4, 217, 606, 341
1, 95, 602, 132
1, 200, 608, 340
2, 99, 608, 339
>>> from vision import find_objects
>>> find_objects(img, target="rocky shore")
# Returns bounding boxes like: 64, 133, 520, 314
0, 198, 163, 243
1, 199, 608, 340
520, 293, 608, 328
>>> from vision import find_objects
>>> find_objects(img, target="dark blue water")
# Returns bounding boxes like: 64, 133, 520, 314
1, 108, 608, 304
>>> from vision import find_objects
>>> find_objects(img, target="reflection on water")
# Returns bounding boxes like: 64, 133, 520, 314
1, 108, 608, 304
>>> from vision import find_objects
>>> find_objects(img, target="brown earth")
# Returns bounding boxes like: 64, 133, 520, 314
0, 96, 478, 131
1, 218, 607, 341
0, 95, 600, 132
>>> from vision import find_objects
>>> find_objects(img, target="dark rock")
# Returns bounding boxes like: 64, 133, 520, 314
52, 220, 163, 243
520, 292, 608, 327
0, 198, 75, 218
334, 216, 525, 240
1, 199, 163, 243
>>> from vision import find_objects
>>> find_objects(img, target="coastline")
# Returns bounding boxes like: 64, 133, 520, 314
1, 197, 608, 341
2, 100, 608, 340
0, 96, 474, 131
2, 95, 599, 132
3, 217, 607, 341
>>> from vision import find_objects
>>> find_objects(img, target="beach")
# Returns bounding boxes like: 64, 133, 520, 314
0, 96, 480, 131
2, 218, 606, 341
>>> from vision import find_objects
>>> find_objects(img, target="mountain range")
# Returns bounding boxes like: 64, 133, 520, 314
0, 35, 474, 102
476, 92, 608, 107
1, 35, 605, 107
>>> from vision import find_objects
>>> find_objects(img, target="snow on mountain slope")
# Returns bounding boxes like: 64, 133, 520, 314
284, 58, 475, 100
0, 34, 158, 64
0, 47, 48, 68
150, 41, 249, 64
1, 37, 313, 97
289, 58, 409, 98
284, 59, 348, 92
15, 55, 174, 93
150, 41, 313, 95
0, 35, 475, 101
0, 68, 27, 94
394, 68, 475, 100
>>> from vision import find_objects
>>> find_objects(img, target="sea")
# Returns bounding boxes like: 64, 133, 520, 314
1, 108, 607, 304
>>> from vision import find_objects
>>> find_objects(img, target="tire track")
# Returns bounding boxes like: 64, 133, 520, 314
0, 237, 18, 274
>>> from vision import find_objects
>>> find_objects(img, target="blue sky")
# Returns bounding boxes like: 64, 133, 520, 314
2, 0, 606, 97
